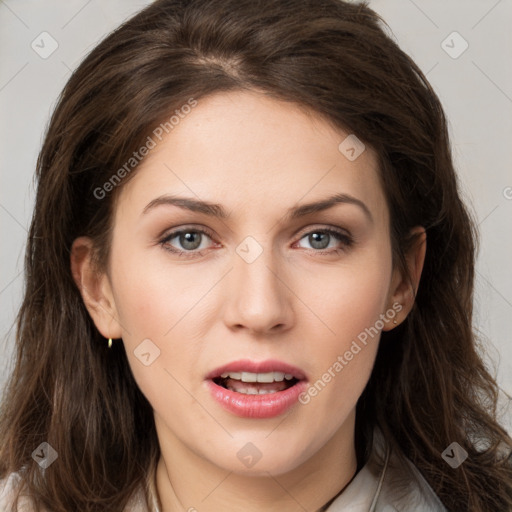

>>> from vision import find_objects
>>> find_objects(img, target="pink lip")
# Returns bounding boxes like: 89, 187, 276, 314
205, 359, 308, 419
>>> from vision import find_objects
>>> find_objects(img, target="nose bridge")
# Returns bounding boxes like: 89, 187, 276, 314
236, 235, 280, 287
225, 234, 292, 332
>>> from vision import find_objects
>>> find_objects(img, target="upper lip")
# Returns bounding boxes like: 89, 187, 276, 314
206, 359, 307, 381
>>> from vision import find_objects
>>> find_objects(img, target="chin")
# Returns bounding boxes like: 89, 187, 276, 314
204, 439, 315, 477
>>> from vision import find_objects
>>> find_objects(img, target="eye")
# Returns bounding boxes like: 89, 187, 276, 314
159, 225, 354, 258
159, 227, 216, 257
295, 228, 354, 254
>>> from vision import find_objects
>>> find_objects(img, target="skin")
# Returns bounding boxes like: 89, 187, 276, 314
71, 90, 426, 512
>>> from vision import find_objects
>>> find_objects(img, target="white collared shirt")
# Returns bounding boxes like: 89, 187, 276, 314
322, 426, 447, 511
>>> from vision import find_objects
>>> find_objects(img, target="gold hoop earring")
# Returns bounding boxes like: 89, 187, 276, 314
108, 338, 113, 348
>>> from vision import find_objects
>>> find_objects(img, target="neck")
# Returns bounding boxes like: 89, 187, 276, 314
154, 410, 359, 512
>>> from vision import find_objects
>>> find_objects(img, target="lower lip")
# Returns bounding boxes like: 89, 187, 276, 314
206, 379, 309, 419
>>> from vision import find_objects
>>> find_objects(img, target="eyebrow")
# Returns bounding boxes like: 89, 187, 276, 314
142, 192, 373, 223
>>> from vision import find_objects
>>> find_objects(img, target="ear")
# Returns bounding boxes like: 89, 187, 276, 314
70, 236, 123, 340
382, 226, 426, 331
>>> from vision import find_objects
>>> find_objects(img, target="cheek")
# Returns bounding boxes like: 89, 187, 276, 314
297, 248, 392, 411
303, 255, 392, 346
111, 246, 196, 338
108, 248, 203, 395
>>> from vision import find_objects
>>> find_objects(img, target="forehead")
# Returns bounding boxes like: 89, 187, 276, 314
116, 90, 388, 227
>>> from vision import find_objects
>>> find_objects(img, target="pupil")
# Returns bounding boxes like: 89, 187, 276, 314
310, 232, 328, 249
181, 232, 200, 250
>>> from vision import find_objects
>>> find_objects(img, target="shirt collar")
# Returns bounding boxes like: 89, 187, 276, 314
324, 426, 390, 511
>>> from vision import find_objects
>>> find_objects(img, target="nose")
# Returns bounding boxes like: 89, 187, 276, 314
222, 237, 294, 336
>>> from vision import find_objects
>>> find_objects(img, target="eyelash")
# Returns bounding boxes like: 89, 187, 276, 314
158, 225, 354, 259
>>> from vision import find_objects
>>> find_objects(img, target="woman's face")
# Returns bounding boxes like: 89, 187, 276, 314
88, 90, 405, 475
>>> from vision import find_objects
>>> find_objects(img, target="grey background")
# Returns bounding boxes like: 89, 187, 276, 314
1, 1, 511, 430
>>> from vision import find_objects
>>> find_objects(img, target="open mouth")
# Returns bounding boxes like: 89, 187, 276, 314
212, 371, 300, 395
206, 362, 309, 418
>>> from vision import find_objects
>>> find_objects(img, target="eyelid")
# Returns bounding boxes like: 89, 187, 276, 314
159, 223, 351, 244
294, 223, 351, 239
158, 224, 217, 242
158, 222, 354, 258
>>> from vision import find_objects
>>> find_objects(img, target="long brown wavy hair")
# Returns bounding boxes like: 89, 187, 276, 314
1, 0, 511, 510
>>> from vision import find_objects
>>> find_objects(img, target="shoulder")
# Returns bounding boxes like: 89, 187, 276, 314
374, 448, 447, 511
123, 486, 153, 512
0, 472, 151, 512
0, 472, 20, 506
326, 427, 447, 512
0, 471, 34, 511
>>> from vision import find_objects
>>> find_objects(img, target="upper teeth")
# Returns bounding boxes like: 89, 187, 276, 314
220, 371, 295, 383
